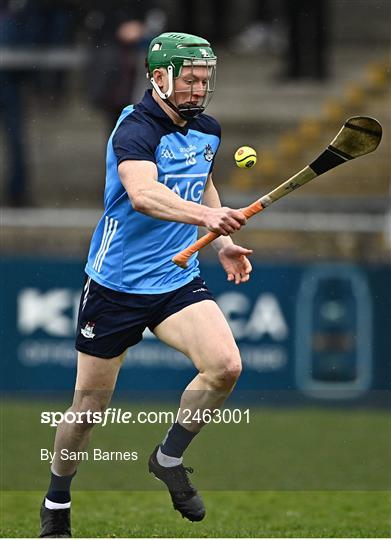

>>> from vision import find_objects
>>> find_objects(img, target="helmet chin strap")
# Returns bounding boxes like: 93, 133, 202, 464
150, 65, 204, 121
167, 100, 205, 121
150, 65, 174, 100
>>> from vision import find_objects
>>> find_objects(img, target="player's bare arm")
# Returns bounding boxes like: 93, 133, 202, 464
203, 174, 253, 284
118, 160, 247, 236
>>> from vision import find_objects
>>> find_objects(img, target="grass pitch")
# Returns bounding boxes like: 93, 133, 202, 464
1, 490, 390, 537
1, 400, 390, 536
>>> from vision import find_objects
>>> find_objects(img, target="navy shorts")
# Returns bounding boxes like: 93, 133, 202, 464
75, 275, 215, 359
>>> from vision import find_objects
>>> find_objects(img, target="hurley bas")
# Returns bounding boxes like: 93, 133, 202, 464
41, 449, 139, 462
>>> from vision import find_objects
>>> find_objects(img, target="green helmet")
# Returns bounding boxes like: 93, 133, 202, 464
146, 32, 217, 120
147, 32, 216, 77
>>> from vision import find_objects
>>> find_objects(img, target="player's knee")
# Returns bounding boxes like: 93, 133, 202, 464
221, 360, 242, 386
208, 350, 242, 389
70, 394, 110, 430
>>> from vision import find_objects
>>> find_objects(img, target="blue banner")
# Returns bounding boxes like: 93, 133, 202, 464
1, 258, 390, 399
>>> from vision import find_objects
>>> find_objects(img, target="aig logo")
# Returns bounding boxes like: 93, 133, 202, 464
163, 173, 207, 203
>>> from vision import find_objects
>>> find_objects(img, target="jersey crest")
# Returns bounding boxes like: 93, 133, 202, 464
203, 144, 214, 162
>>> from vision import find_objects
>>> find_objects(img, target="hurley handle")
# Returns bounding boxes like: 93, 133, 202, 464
172, 200, 264, 268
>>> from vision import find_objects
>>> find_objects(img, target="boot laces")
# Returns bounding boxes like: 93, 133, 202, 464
172, 465, 195, 490
46, 508, 70, 532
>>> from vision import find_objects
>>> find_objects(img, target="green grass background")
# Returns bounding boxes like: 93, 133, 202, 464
2, 401, 390, 490
1, 400, 390, 536
1, 490, 390, 537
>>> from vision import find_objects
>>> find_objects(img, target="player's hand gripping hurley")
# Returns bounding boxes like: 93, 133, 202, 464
173, 116, 382, 268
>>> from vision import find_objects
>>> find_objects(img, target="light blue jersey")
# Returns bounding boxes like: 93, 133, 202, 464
85, 90, 221, 294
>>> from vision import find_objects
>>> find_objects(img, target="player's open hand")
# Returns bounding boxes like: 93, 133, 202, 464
218, 244, 253, 284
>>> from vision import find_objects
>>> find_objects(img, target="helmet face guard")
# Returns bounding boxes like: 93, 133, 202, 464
150, 57, 217, 120
146, 33, 217, 120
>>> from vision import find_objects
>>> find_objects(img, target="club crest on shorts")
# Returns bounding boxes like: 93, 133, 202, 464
81, 321, 96, 339
203, 144, 214, 162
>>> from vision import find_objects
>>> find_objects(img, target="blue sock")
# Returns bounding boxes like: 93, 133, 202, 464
46, 471, 76, 504
160, 422, 197, 458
